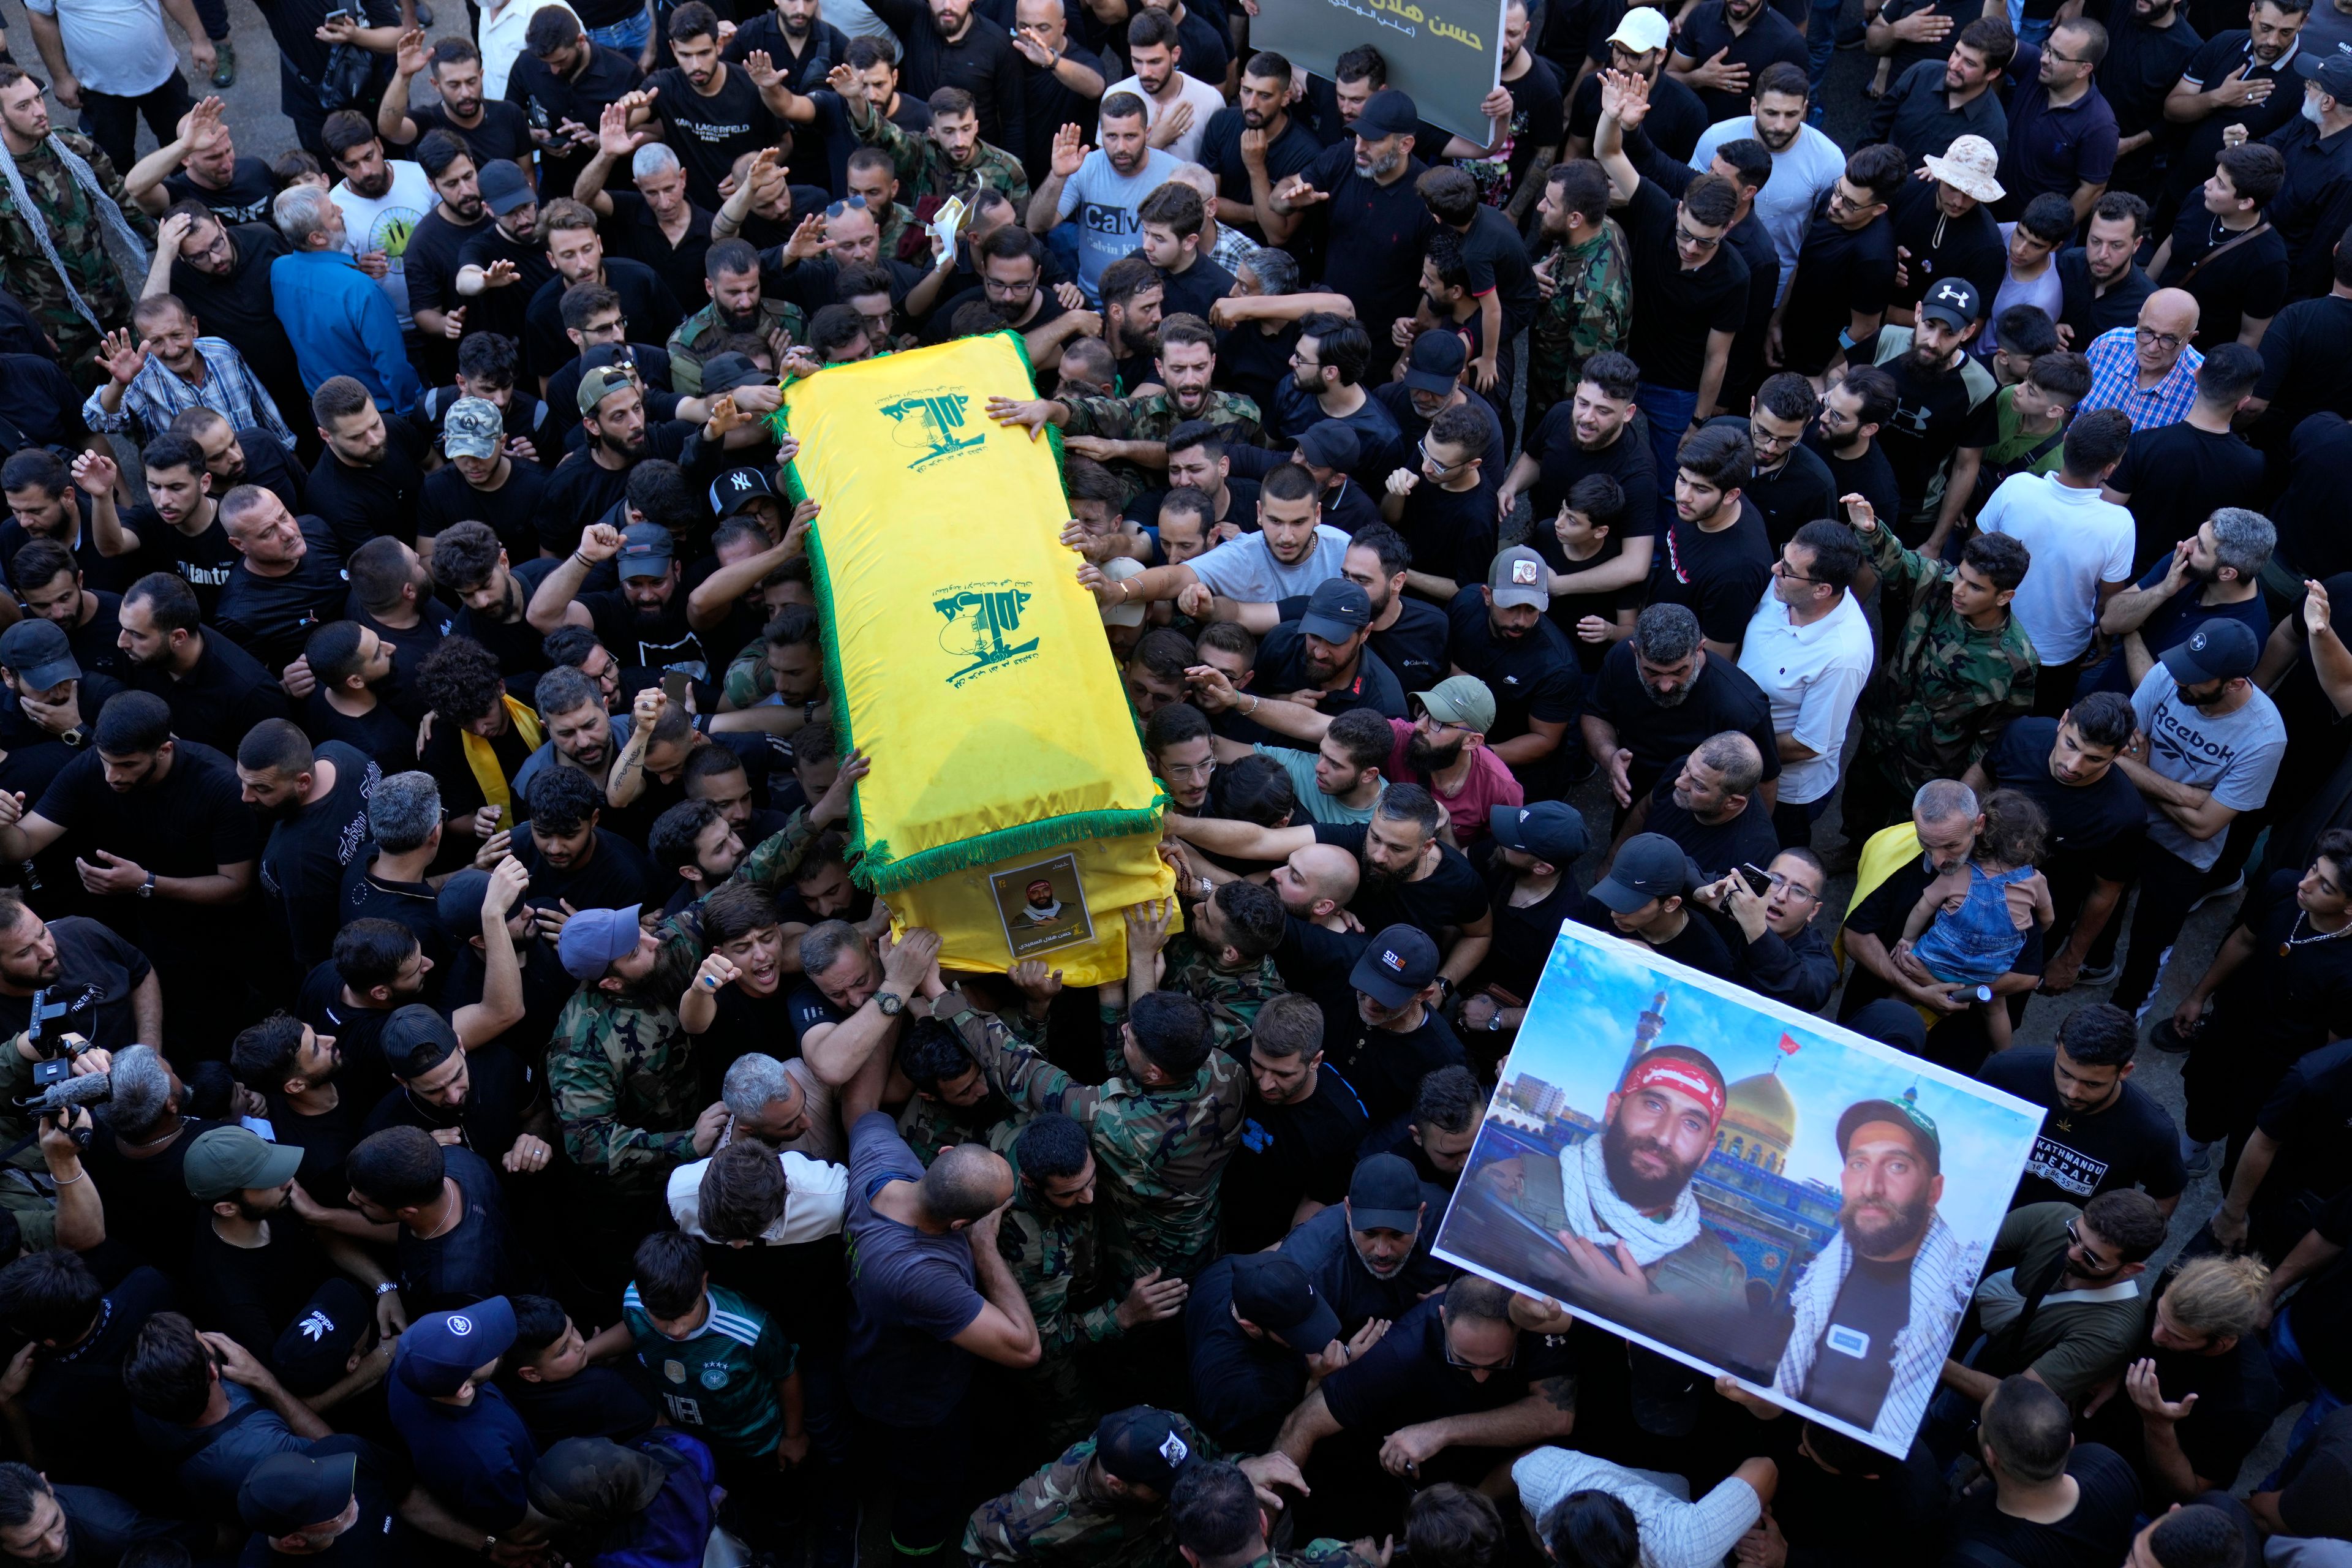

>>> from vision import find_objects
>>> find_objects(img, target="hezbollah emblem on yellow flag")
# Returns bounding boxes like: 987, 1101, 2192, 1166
777, 333, 1175, 985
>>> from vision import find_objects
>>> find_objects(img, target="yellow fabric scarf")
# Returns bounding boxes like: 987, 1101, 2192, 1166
461, 696, 544, 810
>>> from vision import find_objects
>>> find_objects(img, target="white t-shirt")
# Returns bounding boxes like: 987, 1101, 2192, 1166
333, 162, 439, 333
2129, 664, 2288, 870
1738, 586, 1875, 805
1185, 524, 1353, 603
23, 0, 179, 99
1104, 72, 1227, 167
1691, 118, 1845, 303
1978, 472, 2135, 663
668, 1150, 848, 1245
1513, 1448, 1763, 1568
1057, 145, 1183, 299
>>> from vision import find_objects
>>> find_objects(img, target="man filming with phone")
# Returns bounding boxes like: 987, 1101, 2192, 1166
1689, 848, 1836, 1011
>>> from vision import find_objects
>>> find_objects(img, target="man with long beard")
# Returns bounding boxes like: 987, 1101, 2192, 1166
1774, 1097, 1970, 1446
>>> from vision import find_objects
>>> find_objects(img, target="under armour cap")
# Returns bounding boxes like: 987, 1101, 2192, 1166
1918, 276, 1982, 330
616, 522, 674, 580
1401, 329, 1468, 394
1095, 1407, 1200, 1494
1415, 674, 1496, 734
1348, 1152, 1427, 1233
559, 904, 647, 979
1355, 88, 1420, 138
710, 466, 778, 519
271, 1278, 370, 1396
1591, 832, 1697, 913
1488, 545, 1551, 611
2159, 618, 2260, 686
477, 159, 536, 216
577, 364, 635, 415
1490, 801, 1590, 869
396, 1296, 518, 1396
382, 1003, 461, 1081
1349, 923, 1439, 1008
239, 1451, 361, 1537
1298, 578, 1373, 643
442, 396, 505, 461
1230, 1255, 1341, 1351
0, 619, 79, 693
183, 1126, 304, 1202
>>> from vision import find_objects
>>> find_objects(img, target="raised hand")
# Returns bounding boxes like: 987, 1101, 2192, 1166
1838, 492, 1879, 533
742, 48, 782, 88
2305, 578, 2334, 641
597, 100, 650, 159
578, 521, 625, 561
394, 24, 429, 74
94, 329, 148, 387
826, 61, 867, 106
785, 211, 829, 262
1050, 123, 1091, 179
69, 450, 118, 499
482, 258, 519, 289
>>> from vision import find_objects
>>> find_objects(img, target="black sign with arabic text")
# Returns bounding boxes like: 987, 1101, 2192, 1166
1252, 0, 1505, 143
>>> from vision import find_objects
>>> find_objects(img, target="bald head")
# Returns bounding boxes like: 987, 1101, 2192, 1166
919, 1143, 1013, 1224
1281, 844, 1360, 920
2138, 288, 2199, 371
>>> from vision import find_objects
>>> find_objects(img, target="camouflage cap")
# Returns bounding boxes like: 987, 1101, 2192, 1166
443, 396, 505, 461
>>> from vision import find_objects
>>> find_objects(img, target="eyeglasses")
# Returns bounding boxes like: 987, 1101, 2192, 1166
1289, 351, 1324, 368
1162, 759, 1216, 783
1417, 439, 1465, 472
2065, 1218, 2113, 1272
1771, 558, 1822, 584
824, 195, 870, 218
1673, 222, 1722, 254
2044, 45, 2092, 64
2134, 326, 2185, 351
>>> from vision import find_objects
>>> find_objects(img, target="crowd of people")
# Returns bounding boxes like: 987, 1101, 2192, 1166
0, 0, 2339, 1559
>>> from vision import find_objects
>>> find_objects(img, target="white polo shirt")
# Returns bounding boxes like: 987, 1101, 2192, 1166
1738, 586, 1875, 806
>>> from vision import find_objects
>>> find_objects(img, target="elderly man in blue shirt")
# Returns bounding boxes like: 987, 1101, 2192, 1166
266, 181, 421, 413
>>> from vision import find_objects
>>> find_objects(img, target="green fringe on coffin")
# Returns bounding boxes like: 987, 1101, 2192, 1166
773, 330, 1141, 894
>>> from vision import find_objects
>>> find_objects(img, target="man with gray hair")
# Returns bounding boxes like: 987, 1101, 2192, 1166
1619, 731, 1782, 880
1581, 602, 1784, 823
717, 1050, 841, 1162
87, 1043, 219, 1275
1838, 778, 2050, 1068
266, 181, 422, 411
2086, 508, 2274, 695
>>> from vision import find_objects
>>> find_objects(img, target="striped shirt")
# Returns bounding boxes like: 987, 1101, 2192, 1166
1512, 1449, 1763, 1568
2080, 326, 2204, 431
622, 1281, 797, 1460
80, 335, 298, 450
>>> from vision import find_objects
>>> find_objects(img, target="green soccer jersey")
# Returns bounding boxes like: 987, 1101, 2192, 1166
622, 1283, 796, 1459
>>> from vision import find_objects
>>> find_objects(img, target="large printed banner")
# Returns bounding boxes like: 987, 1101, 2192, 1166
1251, 0, 1506, 144
1433, 922, 2041, 1457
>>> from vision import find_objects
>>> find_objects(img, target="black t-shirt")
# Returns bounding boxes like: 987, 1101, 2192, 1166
1574, 891, 1735, 976
85, 1123, 217, 1278
2255, 1033, 2352, 1213
362, 1040, 535, 1166
396, 1145, 513, 1311
1811, 432, 1902, 537
401, 204, 489, 325
1298, 143, 1436, 349
1675, 1, 1810, 119
505, 42, 646, 194
1620, 177, 1752, 392
1014, 39, 1105, 181
1782, 204, 1898, 375
512, 824, 655, 915
306, 435, 426, 556
34, 741, 260, 959
1270, 593, 1450, 699
1853, 331, 1986, 519
260, 742, 380, 975
1443, 586, 1583, 742
336, 848, 452, 974
2157, 209, 2289, 350
2278, 1306, 2352, 1496
1585, 638, 1784, 799
236, 1452, 401, 1567
1223, 1065, 1371, 1254
124, 503, 239, 618
0, 914, 151, 1051
1888, 180, 2007, 315
1978, 1047, 2190, 1207
1323, 1003, 1466, 1133
452, 558, 560, 680
186, 1213, 339, 1363
502, 1365, 658, 1449
2255, 296, 2352, 449
266, 1091, 364, 1216
1648, 497, 1774, 647
297, 963, 396, 1093
170, 224, 300, 390
455, 225, 554, 345
216, 520, 350, 673
2272, 414, 2352, 581
2057, 251, 2155, 348
20, 1265, 175, 1483
1567, 67, 1709, 164
1529, 407, 1659, 529
1480, 862, 1583, 1000
1319, 1291, 1571, 1431
540, 421, 695, 557
163, 159, 277, 225
1197, 108, 1322, 236
580, 587, 717, 684
408, 99, 536, 168
522, 258, 684, 383
695, 982, 802, 1102
417, 460, 547, 567
647, 65, 783, 208
786, 982, 846, 1050
1185, 1255, 1313, 1452
1945, 1444, 2140, 1568
1229, 625, 1406, 736
1453, 203, 1540, 337
1384, 476, 1496, 592
1795, 1250, 1912, 1431
601, 190, 716, 313
2106, 418, 2266, 573
1643, 761, 1782, 878
123, 629, 292, 754
1310, 827, 1487, 953
1981, 717, 2146, 907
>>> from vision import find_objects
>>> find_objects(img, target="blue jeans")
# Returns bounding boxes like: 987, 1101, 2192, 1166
589, 9, 652, 53
1639, 382, 1699, 499
1808, 0, 1841, 86
2015, 11, 2054, 45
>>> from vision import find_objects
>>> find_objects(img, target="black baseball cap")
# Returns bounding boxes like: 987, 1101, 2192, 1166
2160, 619, 2261, 686
1298, 578, 1372, 643
1356, 88, 1420, 138
437, 868, 492, 942
710, 467, 778, 518
1349, 924, 1439, 1007
1835, 1096, 1942, 1176
1490, 802, 1589, 869
1095, 1407, 1200, 1494
381, 1004, 461, 1081
2302, 49, 2352, 100
1230, 1255, 1340, 1351
1591, 833, 1697, 913
1296, 421, 1359, 472
1348, 1153, 1426, 1232
240, 1452, 360, 1537
1402, 330, 1468, 394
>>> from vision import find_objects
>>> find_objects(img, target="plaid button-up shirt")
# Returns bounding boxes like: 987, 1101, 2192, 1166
2081, 326, 2204, 431
80, 335, 298, 449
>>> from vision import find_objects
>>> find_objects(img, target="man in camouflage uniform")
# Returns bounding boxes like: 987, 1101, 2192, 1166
1156, 881, 1286, 1057
1526, 166, 1632, 432
940, 902, 1245, 1283
1843, 495, 2037, 836
841, 73, 1029, 209
964, 1406, 1301, 1568
894, 1011, 1025, 1167
986, 316, 1262, 500
0, 68, 153, 390
666, 239, 804, 396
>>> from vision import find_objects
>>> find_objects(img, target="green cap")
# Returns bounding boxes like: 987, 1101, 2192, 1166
1414, 674, 1496, 736
184, 1126, 304, 1202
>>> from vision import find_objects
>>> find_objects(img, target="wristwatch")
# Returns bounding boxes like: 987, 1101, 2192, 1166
135, 872, 154, 900
876, 990, 905, 1016
374, 1281, 399, 1297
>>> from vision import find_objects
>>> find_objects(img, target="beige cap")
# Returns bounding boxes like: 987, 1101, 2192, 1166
1100, 556, 1147, 627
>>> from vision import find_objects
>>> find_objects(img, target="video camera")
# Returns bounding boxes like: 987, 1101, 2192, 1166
13, 998, 108, 1148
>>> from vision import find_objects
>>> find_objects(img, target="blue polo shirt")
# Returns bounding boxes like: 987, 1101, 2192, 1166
1998, 43, 2120, 208
386, 1377, 538, 1531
